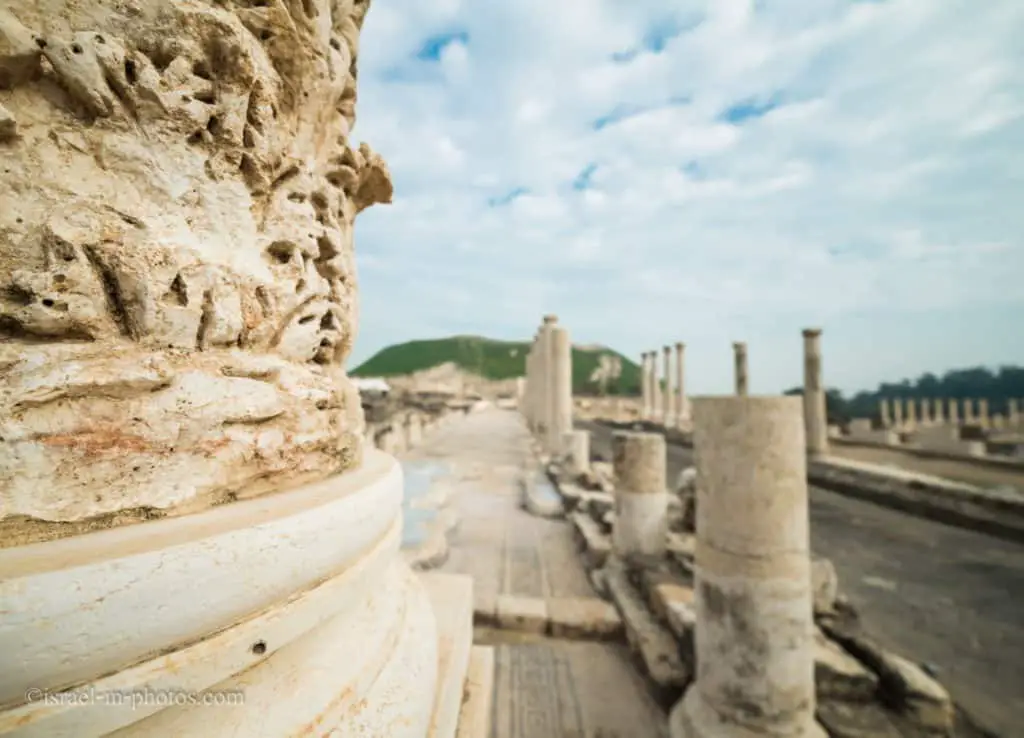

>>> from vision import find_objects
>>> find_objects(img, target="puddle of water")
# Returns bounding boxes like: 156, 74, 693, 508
532, 471, 562, 505
400, 461, 449, 548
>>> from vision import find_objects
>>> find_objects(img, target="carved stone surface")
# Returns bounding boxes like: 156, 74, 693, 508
0, 0, 391, 544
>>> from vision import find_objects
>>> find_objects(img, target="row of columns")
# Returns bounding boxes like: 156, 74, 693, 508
880, 397, 1022, 430
613, 396, 823, 738
523, 315, 574, 454
641, 343, 688, 426
640, 329, 829, 457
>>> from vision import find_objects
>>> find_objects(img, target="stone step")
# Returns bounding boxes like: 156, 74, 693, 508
489, 594, 623, 641
421, 572, 476, 738
455, 646, 494, 738
604, 560, 690, 694
569, 511, 611, 571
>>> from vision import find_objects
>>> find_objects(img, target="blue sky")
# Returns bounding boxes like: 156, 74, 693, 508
348, 0, 1024, 395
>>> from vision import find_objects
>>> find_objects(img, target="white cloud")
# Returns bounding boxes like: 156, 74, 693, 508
350, 0, 1024, 394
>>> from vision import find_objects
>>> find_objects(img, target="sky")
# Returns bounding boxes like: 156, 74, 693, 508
347, 0, 1024, 396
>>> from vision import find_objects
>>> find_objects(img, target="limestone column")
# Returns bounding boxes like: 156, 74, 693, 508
674, 342, 687, 426
978, 398, 990, 429
733, 342, 748, 396
1009, 399, 1020, 428
662, 345, 674, 426
536, 317, 557, 439
671, 396, 824, 738
932, 397, 944, 426
802, 329, 828, 456
919, 398, 931, 427
964, 398, 975, 425
905, 397, 917, 429
893, 397, 904, 429
879, 398, 891, 428
641, 352, 652, 420
611, 431, 668, 561
564, 430, 591, 476
948, 398, 959, 426
651, 350, 663, 422
546, 320, 573, 454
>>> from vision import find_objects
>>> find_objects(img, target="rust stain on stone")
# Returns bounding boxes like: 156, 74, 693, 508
40, 428, 153, 454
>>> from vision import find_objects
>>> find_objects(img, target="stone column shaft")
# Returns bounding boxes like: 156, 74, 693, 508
674, 342, 687, 426
1009, 399, 1020, 427
932, 397, 944, 425
879, 398, 891, 428
948, 398, 959, 426
564, 430, 591, 476
732, 342, 748, 396
905, 397, 917, 428
919, 398, 931, 426
662, 345, 674, 425
978, 398, 990, 429
672, 396, 823, 738
893, 398, 904, 429
651, 351, 662, 422
802, 329, 828, 456
546, 321, 572, 454
641, 352, 652, 420
611, 431, 668, 561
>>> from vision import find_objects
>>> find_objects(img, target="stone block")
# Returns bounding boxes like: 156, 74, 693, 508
455, 646, 494, 738
495, 594, 548, 635
546, 596, 623, 640
814, 629, 878, 701
812, 557, 839, 614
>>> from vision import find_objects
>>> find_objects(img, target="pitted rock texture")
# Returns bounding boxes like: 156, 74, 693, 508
0, 0, 388, 544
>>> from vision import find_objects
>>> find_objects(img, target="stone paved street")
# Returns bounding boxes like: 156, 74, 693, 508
401, 408, 668, 738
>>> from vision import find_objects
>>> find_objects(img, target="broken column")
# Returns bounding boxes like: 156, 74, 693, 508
611, 431, 668, 561
905, 397, 917, 429
670, 396, 824, 738
564, 429, 591, 476
978, 398, 990, 429
732, 342, 748, 396
641, 352, 653, 420
675, 341, 688, 427
879, 398, 892, 428
545, 318, 573, 455
662, 345, 674, 426
651, 350, 663, 422
802, 328, 829, 456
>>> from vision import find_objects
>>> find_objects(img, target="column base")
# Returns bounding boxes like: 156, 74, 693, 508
670, 688, 826, 738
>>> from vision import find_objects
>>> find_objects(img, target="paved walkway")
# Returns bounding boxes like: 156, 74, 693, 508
401, 408, 668, 738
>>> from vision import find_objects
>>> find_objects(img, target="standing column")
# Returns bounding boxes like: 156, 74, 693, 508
964, 398, 975, 425
919, 398, 931, 427
733, 342, 748, 396
546, 319, 573, 454
932, 398, 944, 426
611, 431, 668, 561
802, 328, 828, 456
905, 397, 917, 429
893, 397, 904, 430
537, 316, 557, 439
978, 398, 990, 429
675, 342, 687, 427
641, 352, 652, 420
671, 396, 824, 738
651, 350, 663, 422
879, 398, 892, 428
1009, 399, 1020, 428
662, 345, 674, 426
948, 398, 959, 427
565, 430, 591, 476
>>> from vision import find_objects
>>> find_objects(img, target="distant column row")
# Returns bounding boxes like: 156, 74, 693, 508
879, 397, 1022, 430
640, 329, 829, 457
523, 315, 574, 454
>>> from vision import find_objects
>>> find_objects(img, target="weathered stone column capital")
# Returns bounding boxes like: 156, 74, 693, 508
675, 341, 685, 350
543, 314, 558, 324
802, 327, 823, 339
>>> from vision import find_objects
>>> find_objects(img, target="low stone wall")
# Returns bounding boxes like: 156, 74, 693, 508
808, 456, 1024, 543
592, 418, 1024, 543
831, 435, 1024, 470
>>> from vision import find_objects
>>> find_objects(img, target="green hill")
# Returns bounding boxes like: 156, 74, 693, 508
351, 335, 642, 395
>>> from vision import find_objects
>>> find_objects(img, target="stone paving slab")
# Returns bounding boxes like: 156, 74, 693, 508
490, 640, 668, 738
